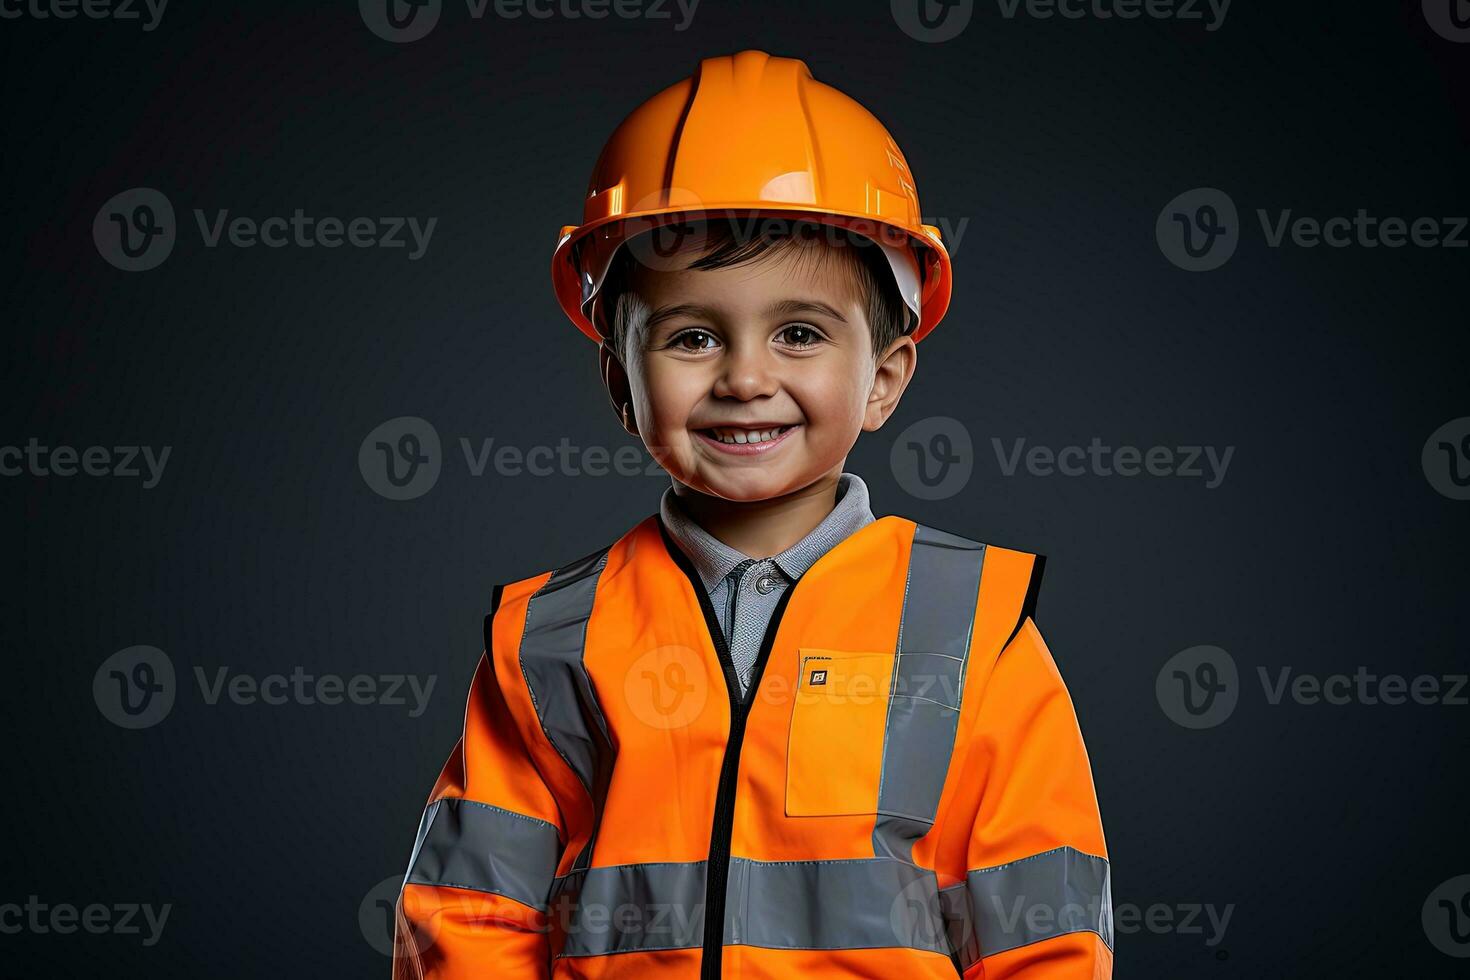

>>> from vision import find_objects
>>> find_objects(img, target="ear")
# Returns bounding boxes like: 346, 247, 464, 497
862, 334, 918, 432
599, 340, 638, 436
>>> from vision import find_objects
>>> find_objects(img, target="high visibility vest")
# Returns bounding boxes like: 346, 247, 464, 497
394, 513, 1113, 979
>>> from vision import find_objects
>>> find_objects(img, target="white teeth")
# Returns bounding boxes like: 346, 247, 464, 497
709, 426, 788, 445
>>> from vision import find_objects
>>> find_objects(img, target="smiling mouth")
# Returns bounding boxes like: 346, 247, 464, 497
697, 425, 798, 446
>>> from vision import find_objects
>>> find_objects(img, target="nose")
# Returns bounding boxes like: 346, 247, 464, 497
711, 336, 781, 402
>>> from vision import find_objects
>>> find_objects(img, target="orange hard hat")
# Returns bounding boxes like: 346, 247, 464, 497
550, 49, 954, 346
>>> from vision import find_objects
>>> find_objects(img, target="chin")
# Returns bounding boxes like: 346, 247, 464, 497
688, 466, 811, 503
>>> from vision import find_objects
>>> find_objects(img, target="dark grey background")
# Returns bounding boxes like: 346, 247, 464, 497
4, 0, 1468, 975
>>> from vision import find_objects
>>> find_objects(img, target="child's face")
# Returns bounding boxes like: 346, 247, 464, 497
604, 240, 916, 503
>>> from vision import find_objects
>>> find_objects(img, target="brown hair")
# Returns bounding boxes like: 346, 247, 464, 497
596, 216, 912, 364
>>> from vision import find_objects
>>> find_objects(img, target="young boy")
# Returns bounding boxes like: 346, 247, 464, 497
393, 50, 1111, 979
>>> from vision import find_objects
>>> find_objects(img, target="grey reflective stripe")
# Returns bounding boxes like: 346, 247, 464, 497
519, 546, 614, 873
939, 879, 979, 969
554, 861, 706, 956
553, 857, 951, 958
874, 524, 987, 863
403, 798, 562, 912
735, 856, 950, 955
962, 846, 1113, 963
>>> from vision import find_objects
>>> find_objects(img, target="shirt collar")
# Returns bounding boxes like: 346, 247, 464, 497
658, 472, 876, 593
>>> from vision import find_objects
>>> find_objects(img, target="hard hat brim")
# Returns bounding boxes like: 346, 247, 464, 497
552, 207, 952, 346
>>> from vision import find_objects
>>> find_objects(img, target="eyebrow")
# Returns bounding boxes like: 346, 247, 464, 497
646, 303, 715, 330
645, 298, 849, 330
763, 298, 849, 323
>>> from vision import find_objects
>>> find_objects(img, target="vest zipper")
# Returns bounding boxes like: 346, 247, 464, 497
655, 519, 798, 980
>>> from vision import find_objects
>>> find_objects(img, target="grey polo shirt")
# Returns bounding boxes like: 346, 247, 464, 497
658, 471, 876, 698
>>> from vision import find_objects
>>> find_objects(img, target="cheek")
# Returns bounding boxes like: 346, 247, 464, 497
636, 361, 703, 431
794, 363, 870, 429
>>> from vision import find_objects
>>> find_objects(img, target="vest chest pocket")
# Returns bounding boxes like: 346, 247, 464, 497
785, 648, 897, 818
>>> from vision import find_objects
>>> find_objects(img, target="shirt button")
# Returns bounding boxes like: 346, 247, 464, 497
755, 575, 778, 594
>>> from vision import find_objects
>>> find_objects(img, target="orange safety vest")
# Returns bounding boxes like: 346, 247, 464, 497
393, 513, 1112, 979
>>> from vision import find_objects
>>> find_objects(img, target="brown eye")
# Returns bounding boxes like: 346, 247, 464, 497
779, 324, 823, 347
672, 329, 717, 351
